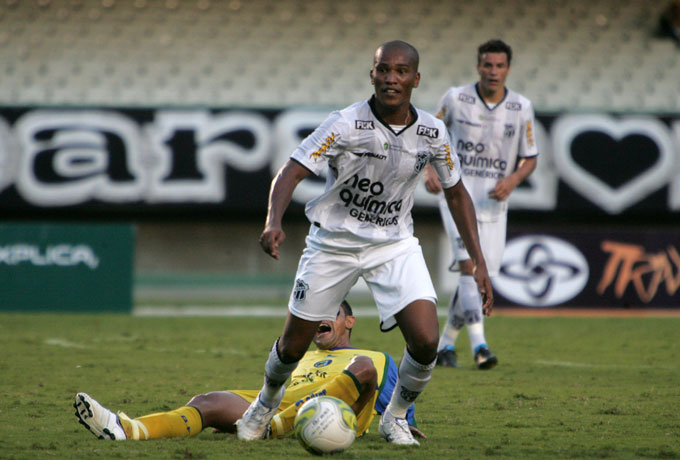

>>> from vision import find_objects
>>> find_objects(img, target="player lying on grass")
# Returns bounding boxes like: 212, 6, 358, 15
74, 301, 424, 441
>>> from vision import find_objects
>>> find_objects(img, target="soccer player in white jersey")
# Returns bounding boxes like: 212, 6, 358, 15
425, 39, 538, 370
239, 40, 493, 447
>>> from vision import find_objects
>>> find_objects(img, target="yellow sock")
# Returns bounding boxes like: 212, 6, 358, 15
118, 406, 203, 440
270, 371, 361, 438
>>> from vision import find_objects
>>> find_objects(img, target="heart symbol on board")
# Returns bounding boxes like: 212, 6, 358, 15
551, 115, 675, 214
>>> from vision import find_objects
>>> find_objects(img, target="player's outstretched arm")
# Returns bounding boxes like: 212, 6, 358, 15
259, 159, 312, 260
443, 181, 494, 315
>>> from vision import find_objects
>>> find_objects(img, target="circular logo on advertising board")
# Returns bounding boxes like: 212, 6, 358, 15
496, 235, 589, 307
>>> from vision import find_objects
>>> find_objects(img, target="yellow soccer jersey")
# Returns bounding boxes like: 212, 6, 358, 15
285, 347, 388, 435
288, 347, 388, 394
231, 346, 415, 436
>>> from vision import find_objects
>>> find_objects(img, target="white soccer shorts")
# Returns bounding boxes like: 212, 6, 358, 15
288, 236, 437, 331
437, 193, 507, 277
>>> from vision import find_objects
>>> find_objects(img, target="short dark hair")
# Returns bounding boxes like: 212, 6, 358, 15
340, 300, 353, 337
340, 300, 353, 317
477, 39, 512, 65
375, 40, 420, 71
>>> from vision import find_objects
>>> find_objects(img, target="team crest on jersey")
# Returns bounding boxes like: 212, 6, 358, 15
504, 124, 516, 138
311, 133, 339, 162
458, 93, 476, 104
416, 125, 438, 138
505, 101, 522, 111
355, 120, 374, 130
314, 360, 333, 368
414, 152, 428, 173
293, 278, 309, 301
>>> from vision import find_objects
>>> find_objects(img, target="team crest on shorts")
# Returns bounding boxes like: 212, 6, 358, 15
414, 152, 428, 173
293, 278, 309, 301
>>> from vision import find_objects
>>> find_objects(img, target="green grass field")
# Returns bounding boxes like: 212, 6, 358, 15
1, 312, 678, 460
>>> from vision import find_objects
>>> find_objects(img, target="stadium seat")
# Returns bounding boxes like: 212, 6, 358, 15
0, 0, 675, 112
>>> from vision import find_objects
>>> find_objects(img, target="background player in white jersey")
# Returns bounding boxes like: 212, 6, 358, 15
425, 39, 538, 370
241, 40, 493, 447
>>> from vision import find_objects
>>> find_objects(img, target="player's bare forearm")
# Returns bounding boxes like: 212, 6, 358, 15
444, 182, 494, 313
490, 156, 537, 201
409, 425, 427, 439
259, 160, 311, 259
423, 163, 442, 194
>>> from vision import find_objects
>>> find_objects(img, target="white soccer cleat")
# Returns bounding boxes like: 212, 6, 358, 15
378, 411, 420, 446
74, 393, 127, 440
236, 391, 282, 441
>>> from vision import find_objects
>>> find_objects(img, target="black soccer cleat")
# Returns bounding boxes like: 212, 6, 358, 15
474, 346, 498, 370
436, 347, 460, 368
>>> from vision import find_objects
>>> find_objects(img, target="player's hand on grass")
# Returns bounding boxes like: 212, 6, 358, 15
409, 425, 427, 439
259, 227, 286, 260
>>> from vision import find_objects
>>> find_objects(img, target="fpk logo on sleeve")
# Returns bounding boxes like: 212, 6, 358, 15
416, 125, 438, 138
355, 120, 374, 130
458, 93, 476, 104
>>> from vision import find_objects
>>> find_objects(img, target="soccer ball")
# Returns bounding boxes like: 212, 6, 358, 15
294, 395, 357, 455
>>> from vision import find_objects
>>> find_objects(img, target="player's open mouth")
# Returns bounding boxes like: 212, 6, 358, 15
317, 323, 332, 334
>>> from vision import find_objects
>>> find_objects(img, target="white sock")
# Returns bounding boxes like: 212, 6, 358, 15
467, 321, 486, 353
438, 287, 464, 351
260, 339, 297, 406
385, 348, 435, 419
459, 275, 488, 353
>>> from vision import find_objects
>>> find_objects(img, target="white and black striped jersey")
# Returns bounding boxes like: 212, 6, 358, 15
291, 96, 461, 244
437, 83, 538, 222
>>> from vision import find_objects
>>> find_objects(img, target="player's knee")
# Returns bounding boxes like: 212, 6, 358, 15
186, 392, 214, 413
452, 315, 466, 329
407, 336, 439, 363
463, 309, 482, 324
346, 356, 377, 389
186, 392, 245, 431
277, 339, 308, 363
